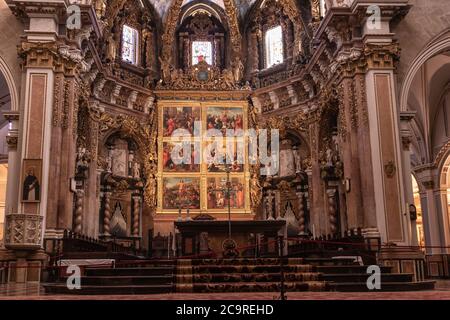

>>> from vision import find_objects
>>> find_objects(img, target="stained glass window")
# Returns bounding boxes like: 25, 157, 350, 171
121, 25, 138, 64
320, 0, 326, 17
192, 41, 213, 65
265, 26, 284, 68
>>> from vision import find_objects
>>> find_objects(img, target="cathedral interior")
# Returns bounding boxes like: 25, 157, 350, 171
0, 0, 450, 296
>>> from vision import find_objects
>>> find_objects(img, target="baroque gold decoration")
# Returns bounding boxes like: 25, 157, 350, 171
89, 106, 158, 209
157, 60, 241, 91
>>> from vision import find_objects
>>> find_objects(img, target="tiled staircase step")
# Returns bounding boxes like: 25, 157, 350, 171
115, 260, 176, 267
183, 265, 314, 274
303, 257, 359, 266
315, 265, 392, 274
43, 284, 173, 295
176, 272, 321, 283
329, 281, 436, 292
191, 258, 304, 266
190, 281, 328, 293
321, 273, 413, 283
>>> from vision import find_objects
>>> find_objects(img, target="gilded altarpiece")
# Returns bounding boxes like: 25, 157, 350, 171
157, 100, 251, 216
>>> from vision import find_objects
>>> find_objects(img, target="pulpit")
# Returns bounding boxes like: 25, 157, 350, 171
174, 220, 286, 258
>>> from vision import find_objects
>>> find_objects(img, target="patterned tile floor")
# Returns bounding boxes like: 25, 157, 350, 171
0, 280, 449, 300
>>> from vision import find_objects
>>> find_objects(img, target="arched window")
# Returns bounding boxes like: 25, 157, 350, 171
192, 40, 213, 65
319, 0, 327, 18
265, 25, 283, 68
121, 25, 139, 65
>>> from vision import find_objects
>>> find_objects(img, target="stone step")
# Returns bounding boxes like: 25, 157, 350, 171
329, 281, 436, 292
86, 267, 174, 277
189, 258, 305, 266
182, 265, 314, 274
321, 273, 414, 283
116, 260, 176, 267
182, 281, 329, 293
315, 265, 392, 274
60, 275, 174, 286
43, 283, 173, 295
176, 272, 321, 283
59, 252, 144, 260
303, 257, 359, 266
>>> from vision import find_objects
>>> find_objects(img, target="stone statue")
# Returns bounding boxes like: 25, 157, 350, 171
293, 147, 302, 173
132, 162, 141, 179
159, 57, 172, 83
221, 69, 235, 88
232, 57, 244, 83
250, 173, 262, 210
170, 68, 184, 88
106, 150, 113, 172
326, 147, 333, 166
106, 32, 117, 63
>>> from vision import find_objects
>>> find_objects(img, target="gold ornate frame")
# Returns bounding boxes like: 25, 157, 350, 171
157, 100, 251, 215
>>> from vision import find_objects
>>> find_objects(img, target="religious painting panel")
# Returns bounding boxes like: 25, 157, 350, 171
22, 159, 42, 203
109, 195, 131, 237
163, 106, 201, 137
206, 107, 244, 136
111, 139, 129, 177
162, 177, 200, 210
204, 140, 244, 173
207, 177, 245, 210
162, 141, 201, 172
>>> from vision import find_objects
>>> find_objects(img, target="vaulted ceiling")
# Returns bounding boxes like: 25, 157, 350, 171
148, 0, 257, 21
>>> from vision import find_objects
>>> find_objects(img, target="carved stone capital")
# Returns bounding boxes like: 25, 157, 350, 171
401, 135, 413, 151
4, 214, 43, 251
6, 135, 18, 149
364, 42, 401, 70
422, 180, 435, 190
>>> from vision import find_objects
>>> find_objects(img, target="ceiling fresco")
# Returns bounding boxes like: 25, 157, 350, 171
148, 0, 258, 20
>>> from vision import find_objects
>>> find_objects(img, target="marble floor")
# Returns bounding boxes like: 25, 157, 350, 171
0, 280, 449, 300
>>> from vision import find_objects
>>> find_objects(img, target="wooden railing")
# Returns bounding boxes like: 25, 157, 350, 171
44, 229, 142, 263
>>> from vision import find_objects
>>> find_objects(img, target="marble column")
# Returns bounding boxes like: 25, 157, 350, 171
400, 111, 417, 246
3, 112, 20, 216
415, 171, 440, 255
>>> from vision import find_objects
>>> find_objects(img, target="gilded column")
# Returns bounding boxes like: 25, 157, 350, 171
132, 195, 141, 237
74, 190, 84, 234
338, 78, 363, 230
326, 189, 338, 234
353, 73, 377, 230
103, 190, 111, 236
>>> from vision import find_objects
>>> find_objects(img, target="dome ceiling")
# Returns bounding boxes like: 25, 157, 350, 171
148, 0, 257, 20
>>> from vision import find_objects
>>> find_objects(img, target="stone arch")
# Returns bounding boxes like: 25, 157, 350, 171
162, 0, 241, 64
0, 55, 19, 112
399, 29, 450, 112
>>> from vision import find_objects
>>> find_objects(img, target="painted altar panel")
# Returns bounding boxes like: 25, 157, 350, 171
157, 100, 251, 216
162, 106, 201, 137
206, 107, 244, 133
162, 177, 201, 210
204, 140, 244, 173
207, 177, 246, 210
162, 141, 201, 172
